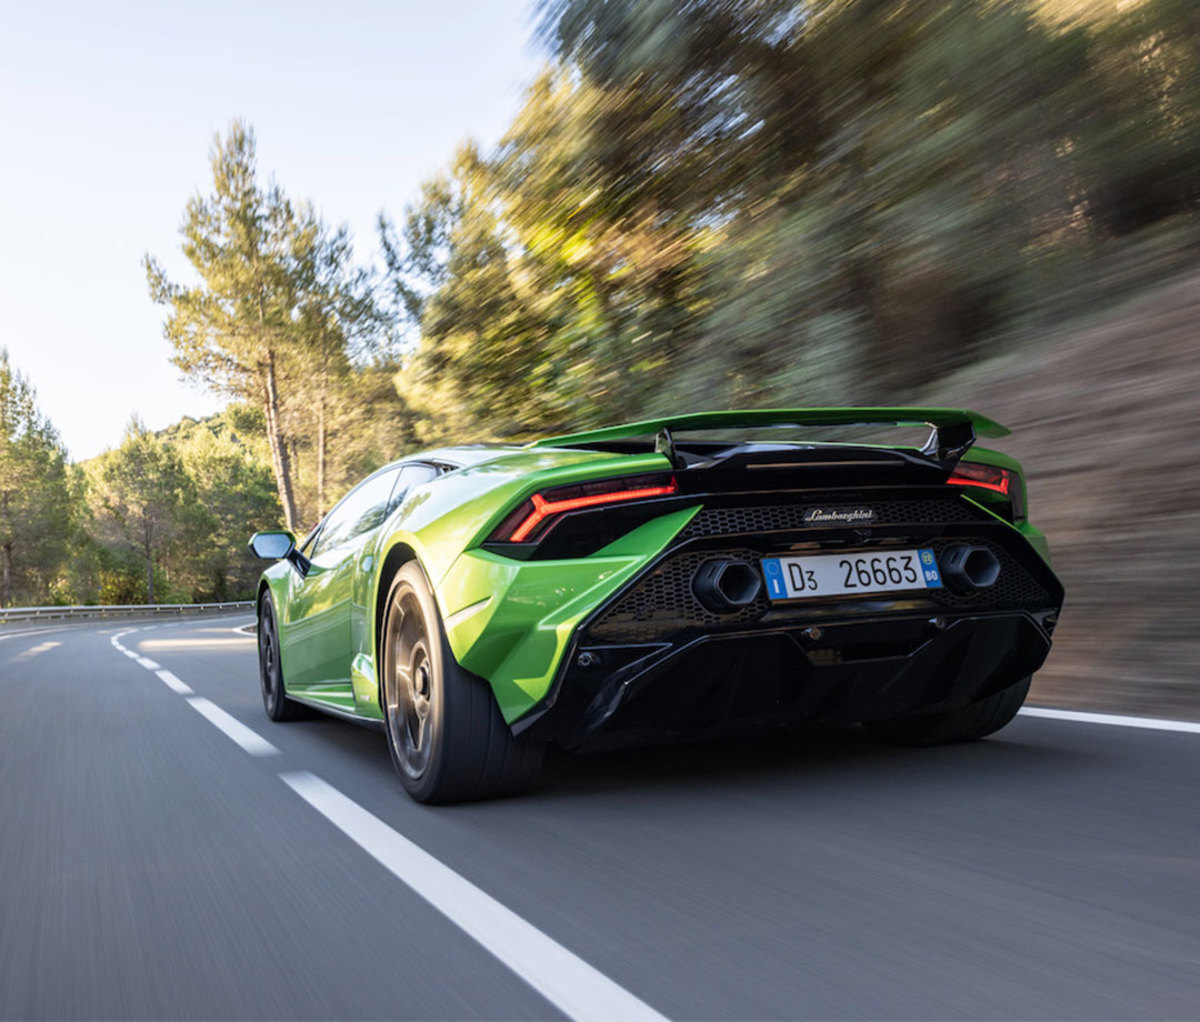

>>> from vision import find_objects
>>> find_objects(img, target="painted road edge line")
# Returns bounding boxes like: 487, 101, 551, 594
280, 770, 667, 1022
0, 626, 72, 643
155, 669, 193, 695
1020, 706, 1200, 735
187, 697, 279, 757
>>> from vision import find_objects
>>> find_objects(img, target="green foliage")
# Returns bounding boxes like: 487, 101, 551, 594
0, 350, 74, 607
86, 418, 204, 604
375, 0, 1198, 434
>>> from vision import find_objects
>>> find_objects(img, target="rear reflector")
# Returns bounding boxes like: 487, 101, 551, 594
491, 474, 678, 543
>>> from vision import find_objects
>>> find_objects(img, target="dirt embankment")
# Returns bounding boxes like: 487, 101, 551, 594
931, 270, 1200, 718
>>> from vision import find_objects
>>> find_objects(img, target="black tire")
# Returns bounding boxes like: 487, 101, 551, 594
380, 561, 545, 804
258, 593, 307, 722
863, 675, 1032, 747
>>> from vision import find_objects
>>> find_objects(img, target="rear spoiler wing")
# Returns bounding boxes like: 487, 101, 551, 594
531, 408, 1009, 465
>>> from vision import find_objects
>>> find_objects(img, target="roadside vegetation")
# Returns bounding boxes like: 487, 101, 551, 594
2, 0, 1197, 613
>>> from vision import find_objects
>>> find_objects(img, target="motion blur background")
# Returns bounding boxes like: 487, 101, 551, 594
2, 0, 1198, 716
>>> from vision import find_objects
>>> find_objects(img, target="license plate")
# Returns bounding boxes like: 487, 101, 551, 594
761, 548, 943, 601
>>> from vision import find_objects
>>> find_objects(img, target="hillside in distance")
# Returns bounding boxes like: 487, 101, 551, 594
930, 268, 1200, 719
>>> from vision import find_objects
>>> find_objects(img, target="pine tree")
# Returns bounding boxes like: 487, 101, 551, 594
0, 351, 72, 607
146, 122, 310, 531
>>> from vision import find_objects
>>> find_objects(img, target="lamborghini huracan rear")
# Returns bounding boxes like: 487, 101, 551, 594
251, 408, 1064, 803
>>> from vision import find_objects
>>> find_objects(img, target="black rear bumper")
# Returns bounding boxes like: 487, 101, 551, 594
519, 610, 1055, 749
513, 488, 1064, 750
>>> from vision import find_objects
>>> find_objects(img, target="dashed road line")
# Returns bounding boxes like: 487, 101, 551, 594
281, 771, 667, 1022
155, 669, 193, 695
186, 697, 279, 757
105, 622, 666, 1022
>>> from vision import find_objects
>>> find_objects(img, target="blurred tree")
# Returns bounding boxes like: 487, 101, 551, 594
497, 69, 709, 424
381, 145, 566, 442
532, 0, 1109, 398
87, 419, 201, 604
167, 413, 281, 599
0, 350, 73, 607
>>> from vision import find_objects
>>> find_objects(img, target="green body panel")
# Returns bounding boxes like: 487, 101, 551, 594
260, 444, 677, 721
436, 506, 699, 721
255, 406, 1048, 728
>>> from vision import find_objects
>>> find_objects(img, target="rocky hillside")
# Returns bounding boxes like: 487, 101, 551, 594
930, 270, 1200, 718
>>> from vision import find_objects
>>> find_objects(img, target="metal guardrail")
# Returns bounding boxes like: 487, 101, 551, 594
0, 601, 254, 624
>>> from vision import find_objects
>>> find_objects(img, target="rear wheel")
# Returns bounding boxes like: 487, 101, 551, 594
381, 561, 544, 804
864, 675, 1031, 747
258, 594, 306, 722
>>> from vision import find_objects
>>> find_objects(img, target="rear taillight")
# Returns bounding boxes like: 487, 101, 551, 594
489, 473, 678, 544
947, 461, 1013, 495
947, 462, 1026, 520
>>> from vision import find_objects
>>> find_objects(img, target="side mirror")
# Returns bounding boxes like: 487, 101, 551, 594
249, 531, 296, 560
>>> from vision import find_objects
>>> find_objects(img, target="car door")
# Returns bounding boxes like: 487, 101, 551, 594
282, 466, 402, 708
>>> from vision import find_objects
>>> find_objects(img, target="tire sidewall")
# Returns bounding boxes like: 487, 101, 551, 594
258, 593, 283, 718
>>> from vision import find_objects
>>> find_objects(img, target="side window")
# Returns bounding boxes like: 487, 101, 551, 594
387, 463, 439, 514
311, 468, 401, 557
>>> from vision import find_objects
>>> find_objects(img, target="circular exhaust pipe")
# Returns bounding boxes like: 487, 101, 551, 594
940, 545, 1001, 591
692, 558, 763, 613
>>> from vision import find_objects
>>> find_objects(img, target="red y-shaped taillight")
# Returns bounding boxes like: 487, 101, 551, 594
490, 473, 678, 544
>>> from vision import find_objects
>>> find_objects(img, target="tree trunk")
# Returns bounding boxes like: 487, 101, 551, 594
262, 350, 299, 532
317, 396, 327, 517
144, 527, 154, 605
1, 543, 12, 608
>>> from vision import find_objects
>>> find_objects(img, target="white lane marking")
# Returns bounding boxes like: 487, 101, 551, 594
155, 669, 193, 695
280, 771, 667, 1022
136, 656, 161, 670
186, 697, 279, 757
0, 626, 70, 643
122, 649, 139, 659
1020, 706, 1200, 735
232, 621, 256, 636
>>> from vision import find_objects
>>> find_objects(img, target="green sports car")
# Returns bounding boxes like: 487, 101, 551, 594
250, 408, 1064, 803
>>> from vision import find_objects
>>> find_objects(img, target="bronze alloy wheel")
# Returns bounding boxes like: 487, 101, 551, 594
383, 578, 434, 781
379, 561, 544, 803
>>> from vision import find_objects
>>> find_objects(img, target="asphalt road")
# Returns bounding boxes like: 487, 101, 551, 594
1, 616, 1197, 1020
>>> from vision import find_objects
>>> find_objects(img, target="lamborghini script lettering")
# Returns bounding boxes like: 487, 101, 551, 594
802, 507, 877, 524
250, 407, 1064, 803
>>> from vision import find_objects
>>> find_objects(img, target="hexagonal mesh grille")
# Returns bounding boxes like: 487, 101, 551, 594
679, 497, 984, 540
590, 547, 769, 641
588, 536, 1049, 643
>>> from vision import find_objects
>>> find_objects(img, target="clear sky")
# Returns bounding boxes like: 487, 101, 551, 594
0, 0, 542, 461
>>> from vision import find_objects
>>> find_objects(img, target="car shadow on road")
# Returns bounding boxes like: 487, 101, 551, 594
530, 723, 1093, 803
273, 707, 1094, 806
